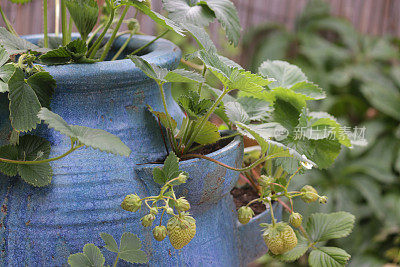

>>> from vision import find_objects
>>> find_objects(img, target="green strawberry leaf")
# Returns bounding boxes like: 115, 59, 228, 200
118, 232, 148, 264
0, 27, 49, 54
193, 120, 220, 145
0, 145, 18, 176
147, 105, 177, 130
236, 96, 271, 121
68, 244, 105, 267
272, 98, 301, 133
162, 0, 215, 27
0, 63, 16, 84
258, 60, 307, 89
17, 135, 51, 160
197, 50, 272, 92
177, 90, 213, 119
290, 81, 325, 100
14, 135, 52, 187
129, 55, 204, 84
17, 163, 53, 187
100, 232, 119, 253
308, 247, 351, 267
0, 45, 10, 66
306, 212, 355, 242
26, 71, 56, 108
199, 0, 241, 46
39, 46, 72, 65
224, 101, 249, 124
302, 111, 352, 147
40, 39, 95, 65
120, 1, 184, 36
182, 24, 217, 52
236, 122, 314, 167
37, 108, 131, 157
152, 151, 182, 185
271, 230, 309, 262
8, 68, 41, 132
65, 0, 99, 41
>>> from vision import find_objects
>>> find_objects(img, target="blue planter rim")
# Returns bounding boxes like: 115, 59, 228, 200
22, 33, 182, 86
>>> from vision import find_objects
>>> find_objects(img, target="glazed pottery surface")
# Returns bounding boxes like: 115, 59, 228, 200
0, 34, 281, 266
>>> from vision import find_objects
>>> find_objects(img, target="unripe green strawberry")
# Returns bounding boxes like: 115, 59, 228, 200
166, 207, 174, 215
177, 173, 188, 184
300, 185, 318, 203
167, 212, 196, 249
175, 197, 190, 212
289, 212, 302, 228
141, 214, 155, 227
237, 206, 254, 225
153, 225, 167, 241
263, 222, 298, 255
121, 194, 142, 212
149, 207, 158, 215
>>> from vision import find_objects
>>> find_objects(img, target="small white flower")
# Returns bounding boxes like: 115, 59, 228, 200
301, 161, 313, 170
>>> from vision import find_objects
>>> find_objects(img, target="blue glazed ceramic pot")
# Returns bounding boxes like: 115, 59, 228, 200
0, 34, 281, 266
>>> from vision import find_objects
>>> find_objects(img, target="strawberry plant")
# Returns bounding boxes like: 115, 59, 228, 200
0, 0, 358, 265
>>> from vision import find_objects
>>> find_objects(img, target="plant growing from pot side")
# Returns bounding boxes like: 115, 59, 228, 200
0, 0, 357, 265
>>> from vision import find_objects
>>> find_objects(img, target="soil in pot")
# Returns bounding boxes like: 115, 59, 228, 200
231, 186, 266, 215
152, 136, 234, 163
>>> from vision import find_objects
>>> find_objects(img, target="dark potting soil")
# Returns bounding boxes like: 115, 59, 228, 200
231, 186, 266, 215
153, 137, 233, 163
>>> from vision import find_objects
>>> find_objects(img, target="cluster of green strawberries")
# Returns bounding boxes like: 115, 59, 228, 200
121, 173, 196, 250
237, 173, 328, 255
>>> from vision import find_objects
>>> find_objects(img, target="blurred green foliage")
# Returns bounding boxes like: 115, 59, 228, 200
243, 0, 400, 265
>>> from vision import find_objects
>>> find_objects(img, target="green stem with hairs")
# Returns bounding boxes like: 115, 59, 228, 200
43, 0, 48, 47
0, 5, 17, 36
86, 24, 104, 45
111, 32, 133, 61
129, 30, 168, 56
60, 0, 68, 45
99, 6, 129, 61
197, 66, 207, 95
87, 3, 115, 59
181, 153, 286, 172
0, 142, 83, 165
268, 199, 276, 227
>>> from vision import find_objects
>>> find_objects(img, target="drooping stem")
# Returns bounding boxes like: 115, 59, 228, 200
67, 16, 73, 43
129, 30, 169, 56
182, 89, 228, 154
246, 198, 262, 207
55, 0, 60, 36
60, 0, 68, 45
111, 32, 133, 61
99, 6, 129, 61
286, 165, 302, 190
0, 143, 83, 165
181, 153, 285, 172
0, 4, 17, 36
268, 199, 276, 227
43, 0, 48, 47
87, 4, 115, 59
86, 24, 104, 45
